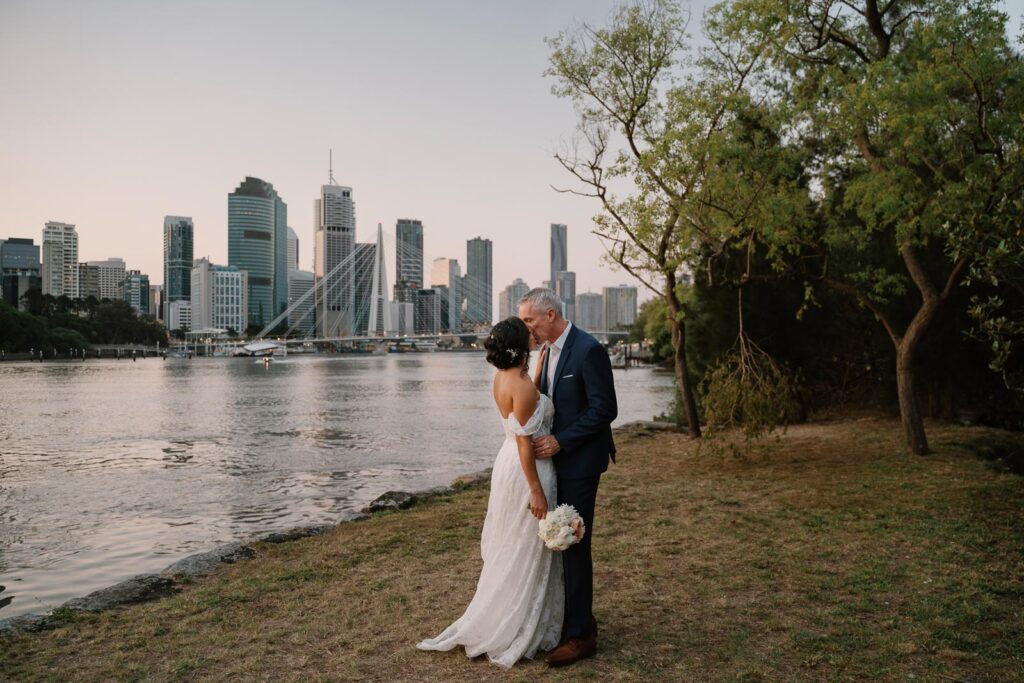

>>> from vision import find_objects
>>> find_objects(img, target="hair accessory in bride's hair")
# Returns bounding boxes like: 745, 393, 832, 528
506, 348, 517, 359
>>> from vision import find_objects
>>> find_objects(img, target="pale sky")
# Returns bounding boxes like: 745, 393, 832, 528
2, 0, 1021, 313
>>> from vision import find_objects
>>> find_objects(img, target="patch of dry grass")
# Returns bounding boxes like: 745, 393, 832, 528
2, 418, 1023, 682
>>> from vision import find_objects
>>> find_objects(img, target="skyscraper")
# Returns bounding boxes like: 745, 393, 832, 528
287, 226, 299, 270
431, 257, 462, 332
120, 270, 150, 315
0, 238, 40, 309
550, 223, 567, 286
394, 218, 423, 311
575, 292, 603, 331
465, 237, 492, 326
228, 177, 287, 328
498, 278, 530, 321
41, 221, 79, 298
163, 216, 194, 320
314, 183, 355, 336
554, 270, 576, 321
603, 284, 638, 330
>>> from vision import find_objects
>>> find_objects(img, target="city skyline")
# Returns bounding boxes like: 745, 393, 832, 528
0, 0, 728, 308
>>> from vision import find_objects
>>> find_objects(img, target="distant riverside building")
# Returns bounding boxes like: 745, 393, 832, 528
150, 284, 164, 322
287, 226, 299, 271
394, 219, 424, 324
314, 183, 355, 336
431, 257, 462, 332
498, 278, 530, 321
228, 177, 287, 328
41, 221, 79, 298
287, 269, 315, 336
415, 288, 441, 335
120, 270, 150, 315
191, 257, 248, 333
603, 284, 638, 331
0, 238, 41, 309
86, 258, 126, 300
550, 223, 567, 286
465, 237, 492, 326
167, 300, 192, 332
554, 270, 576, 321
389, 301, 413, 335
163, 216, 194, 321
78, 263, 100, 300
575, 292, 603, 332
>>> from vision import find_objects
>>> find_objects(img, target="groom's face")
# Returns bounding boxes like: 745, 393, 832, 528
518, 302, 555, 344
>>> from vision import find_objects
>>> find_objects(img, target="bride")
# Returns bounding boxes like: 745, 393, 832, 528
417, 316, 563, 668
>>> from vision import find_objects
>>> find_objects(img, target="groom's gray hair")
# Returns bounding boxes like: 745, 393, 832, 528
520, 287, 563, 318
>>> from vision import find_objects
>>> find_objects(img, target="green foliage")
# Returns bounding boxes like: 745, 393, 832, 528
629, 297, 674, 363
700, 335, 803, 440
0, 298, 167, 352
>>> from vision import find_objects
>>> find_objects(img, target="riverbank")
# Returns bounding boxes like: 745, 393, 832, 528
3, 418, 1023, 681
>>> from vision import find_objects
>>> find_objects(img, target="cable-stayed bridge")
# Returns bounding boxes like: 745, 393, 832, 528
252, 224, 628, 346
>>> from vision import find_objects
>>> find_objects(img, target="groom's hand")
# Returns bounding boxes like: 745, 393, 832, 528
532, 435, 561, 459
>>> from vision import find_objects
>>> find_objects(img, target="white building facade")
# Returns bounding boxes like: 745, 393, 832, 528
41, 221, 79, 297
191, 258, 248, 333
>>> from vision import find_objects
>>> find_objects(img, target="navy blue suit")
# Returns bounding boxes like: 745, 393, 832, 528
541, 324, 617, 641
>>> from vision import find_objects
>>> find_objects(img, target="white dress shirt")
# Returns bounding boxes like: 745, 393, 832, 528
545, 321, 572, 398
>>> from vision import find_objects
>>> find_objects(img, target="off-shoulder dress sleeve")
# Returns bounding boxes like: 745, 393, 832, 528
507, 401, 544, 436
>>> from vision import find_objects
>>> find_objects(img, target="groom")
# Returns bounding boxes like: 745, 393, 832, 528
519, 287, 617, 667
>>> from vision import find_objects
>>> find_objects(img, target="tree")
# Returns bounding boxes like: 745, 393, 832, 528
713, 0, 1024, 453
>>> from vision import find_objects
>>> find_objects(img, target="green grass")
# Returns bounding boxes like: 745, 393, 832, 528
2, 417, 1022, 682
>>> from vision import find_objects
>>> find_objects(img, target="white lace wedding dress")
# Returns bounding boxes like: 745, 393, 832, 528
417, 393, 564, 668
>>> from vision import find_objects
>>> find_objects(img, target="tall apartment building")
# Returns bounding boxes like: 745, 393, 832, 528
78, 263, 100, 299
575, 292, 603, 331
41, 221, 79, 298
191, 257, 248, 333
86, 258, 126, 300
164, 216, 194, 320
602, 284, 638, 331
314, 183, 355, 336
554, 270, 576, 321
498, 278, 530, 321
465, 237, 492, 326
228, 177, 287, 328
431, 257, 462, 332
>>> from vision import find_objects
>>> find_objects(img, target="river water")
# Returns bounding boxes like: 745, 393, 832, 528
0, 352, 674, 619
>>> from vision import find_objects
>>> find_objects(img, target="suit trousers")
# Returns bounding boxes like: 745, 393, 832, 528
557, 473, 601, 640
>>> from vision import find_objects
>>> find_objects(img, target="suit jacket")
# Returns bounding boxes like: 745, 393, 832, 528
541, 325, 618, 479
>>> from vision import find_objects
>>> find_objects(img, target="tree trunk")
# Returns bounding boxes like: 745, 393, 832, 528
895, 339, 929, 455
665, 287, 701, 437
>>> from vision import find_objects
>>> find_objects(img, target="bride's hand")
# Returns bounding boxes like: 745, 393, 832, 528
529, 489, 547, 520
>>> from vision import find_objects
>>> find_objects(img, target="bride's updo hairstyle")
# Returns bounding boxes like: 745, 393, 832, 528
485, 317, 531, 372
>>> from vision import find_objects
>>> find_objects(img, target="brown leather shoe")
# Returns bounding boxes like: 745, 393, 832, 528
544, 636, 597, 667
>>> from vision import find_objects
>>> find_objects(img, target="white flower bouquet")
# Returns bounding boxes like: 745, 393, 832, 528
538, 504, 585, 551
